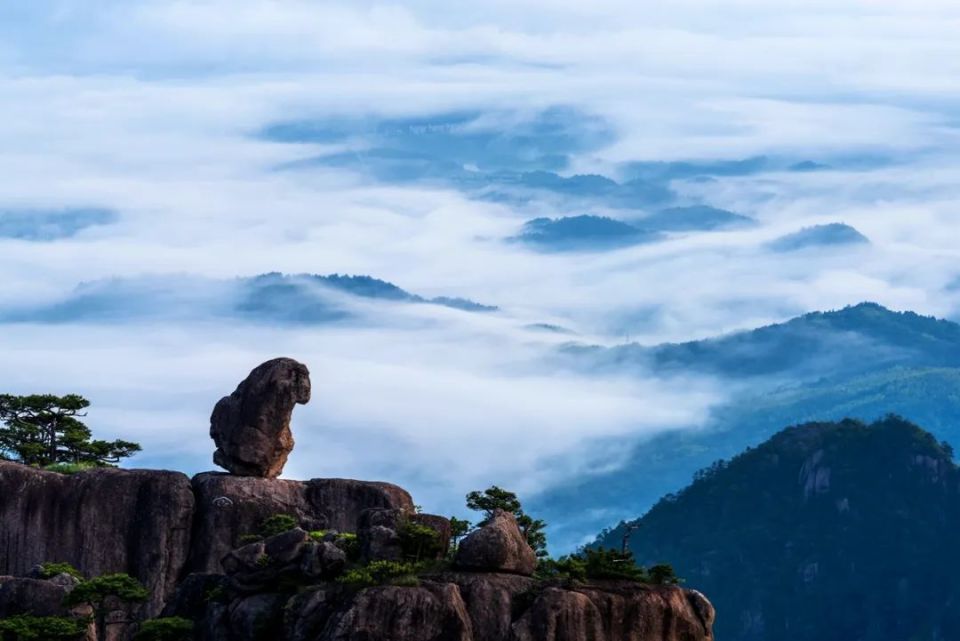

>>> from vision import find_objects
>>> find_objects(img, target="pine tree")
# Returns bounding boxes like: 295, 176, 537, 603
0, 394, 141, 467
466, 486, 548, 557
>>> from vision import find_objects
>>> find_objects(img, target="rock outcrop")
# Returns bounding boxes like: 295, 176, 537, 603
221, 528, 347, 593
189, 473, 414, 574
511, 583, 715, 641
165, 569, 714, 641
0, 462, 194, 617
0, 355, 716, 641
0, 575, 81, 618
455, 509, 537, 576
210, 357, 311, 478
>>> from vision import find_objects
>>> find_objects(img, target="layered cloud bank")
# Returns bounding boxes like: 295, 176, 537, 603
1, 1, 960, 547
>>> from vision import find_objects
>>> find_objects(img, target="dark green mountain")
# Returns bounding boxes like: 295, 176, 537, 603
595, 417, 960, 641
536, 304, 960, 551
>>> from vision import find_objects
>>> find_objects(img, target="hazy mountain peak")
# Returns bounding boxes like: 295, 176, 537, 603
769, 222, 869, 251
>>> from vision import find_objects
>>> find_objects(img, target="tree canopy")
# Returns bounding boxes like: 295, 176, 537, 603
466, 485, 548, 557
0, 394, 140, 467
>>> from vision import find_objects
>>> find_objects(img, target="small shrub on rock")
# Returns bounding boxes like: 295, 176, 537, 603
335, 532, 361, 562
398, 521, 442, 562
534, 549, 682, 585
132, 617, 193, 641
534, 556, 587, 582
259, 514, 298, 537
64, 572, 150, 609
581, 547, 647, 581
240, 513, 299, 544
43, 462, 98, 475
38, 562, 83, 580
310, 530, 361, 561
337, 560, 421, 588
204, 584, 228, 604
0, 615, 89, 641
648, 563, 682, 585
238, 534, 263, 545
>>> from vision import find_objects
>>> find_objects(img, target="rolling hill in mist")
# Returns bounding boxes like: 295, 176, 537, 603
0, 272, 497, 324
534, 303, 960, 551
595, 416, 960, 641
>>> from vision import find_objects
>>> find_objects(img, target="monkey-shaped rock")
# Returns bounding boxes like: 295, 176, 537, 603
211, 357, 311, 478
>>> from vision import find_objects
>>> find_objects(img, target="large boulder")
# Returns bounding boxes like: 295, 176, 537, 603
227, 592, 288, 641
0, 576, 79, 618
510, 588, 605, 641
454, 510, 537, 576
211, 357, 312, 478
0, 462, 194, 617
221, 528, 345, 593
319, 583, 474, 641
441, 573, 535, 641
512, 582, 716, 641
189, 473, 414, 573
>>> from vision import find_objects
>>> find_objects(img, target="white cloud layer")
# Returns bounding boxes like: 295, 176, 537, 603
1, 1, 960, 542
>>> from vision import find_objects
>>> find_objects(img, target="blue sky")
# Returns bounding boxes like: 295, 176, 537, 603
2, 1, 960, 548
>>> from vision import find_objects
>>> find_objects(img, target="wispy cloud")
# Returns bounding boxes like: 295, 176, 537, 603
1, 0, 959, 545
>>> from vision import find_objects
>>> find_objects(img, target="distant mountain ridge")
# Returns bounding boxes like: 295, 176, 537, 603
512, 215, 659, 251
0, 207, 118, 241
594, 416, 960, 641
570, 302, 960, 380
769, 222, 869, 251
535, 303, 960, 551
0, 272, 497, 324
512, 207, 755, 251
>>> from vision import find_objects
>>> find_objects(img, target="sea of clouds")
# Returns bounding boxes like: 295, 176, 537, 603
1, 0, 960, 546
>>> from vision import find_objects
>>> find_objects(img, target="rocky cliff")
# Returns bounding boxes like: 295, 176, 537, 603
0, 357, 715, 640
0, 461, 714, 641
0, 462, 194, 617
0, 462, 413, 618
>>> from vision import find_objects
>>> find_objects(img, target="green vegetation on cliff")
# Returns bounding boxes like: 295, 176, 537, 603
596, 416, 960, 641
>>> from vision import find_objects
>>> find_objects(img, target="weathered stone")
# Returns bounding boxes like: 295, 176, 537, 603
221, 541, 267, 577
555, 582, 716, 641
48, 572, 83, 590
222, 528, 347, 593
99, 594, 143, 641
189, 473, 413, 574
300, 542, 347, 580
210, 357, 311, 478
264, 528, 311, 566
319, 582, 474, 641
358, 509, 405, 562
441, 572, 536, 641
161, 573, 229, 622
0, 576, 75, 617
228, 593, 288, 641
455, 509, 537, 576
511, 587, 606, 641
284, 586, 342, 641
190, 473, 317, 574
0, 462, 194, 617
